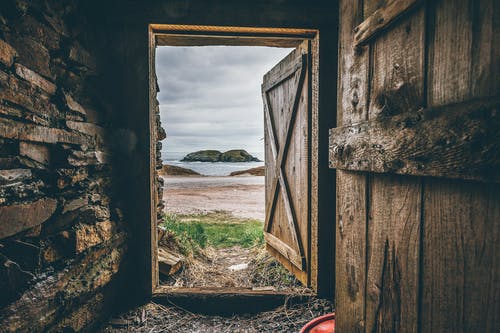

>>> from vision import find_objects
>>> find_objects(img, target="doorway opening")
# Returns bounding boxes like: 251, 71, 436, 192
156, 45, 304, 292
148, 25, 323, 301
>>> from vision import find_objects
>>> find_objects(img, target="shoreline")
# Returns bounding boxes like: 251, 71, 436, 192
162, 175, 265, 221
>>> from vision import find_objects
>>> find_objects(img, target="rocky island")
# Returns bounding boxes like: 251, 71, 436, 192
181, 149, 261, 162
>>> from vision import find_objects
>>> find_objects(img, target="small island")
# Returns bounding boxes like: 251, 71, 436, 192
181, 149, 261, 162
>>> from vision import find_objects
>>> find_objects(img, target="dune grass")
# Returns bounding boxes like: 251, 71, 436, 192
162, 211, 264, 255
160, 211, 304, 291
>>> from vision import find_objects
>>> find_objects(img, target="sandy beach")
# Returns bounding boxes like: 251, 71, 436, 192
162, 175, 265, 221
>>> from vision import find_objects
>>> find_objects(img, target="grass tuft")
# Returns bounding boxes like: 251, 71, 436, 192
162, 211, 264, 253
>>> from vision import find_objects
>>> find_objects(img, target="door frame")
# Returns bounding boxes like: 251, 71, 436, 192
147, 24, 329, 297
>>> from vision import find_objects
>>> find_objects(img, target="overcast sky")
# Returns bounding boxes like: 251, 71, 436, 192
155, 45, 293, 158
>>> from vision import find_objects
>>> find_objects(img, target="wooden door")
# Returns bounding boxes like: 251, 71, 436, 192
262, 41, 311, 286
332, 0, 499, 332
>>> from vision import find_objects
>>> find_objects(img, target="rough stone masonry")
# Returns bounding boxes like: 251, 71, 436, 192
0, 1, 152, 331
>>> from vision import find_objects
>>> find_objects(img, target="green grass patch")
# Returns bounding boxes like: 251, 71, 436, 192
162, 211, 264, 253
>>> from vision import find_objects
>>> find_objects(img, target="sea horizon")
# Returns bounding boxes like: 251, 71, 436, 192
161, 151, 265, 176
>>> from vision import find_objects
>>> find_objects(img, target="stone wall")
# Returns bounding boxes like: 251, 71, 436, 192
0, 1, 127, 331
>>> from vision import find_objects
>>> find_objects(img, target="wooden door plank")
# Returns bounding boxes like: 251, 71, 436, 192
355, 0, 423, 46
364, 7, 425, 332
263, 56, 306, 232
422, 181, 500, 332
364, 0, 387, 19
335, 0, 369, 331
262, 42, 311, 283
263, 55, 307, 267
427, 0, 472, 106
329, 98, 500, 183
365, 176, 421, 333
422, 0, 500, 331
264, 232, 305, 270
262, 54, 304, 92
470, 0, 500, 98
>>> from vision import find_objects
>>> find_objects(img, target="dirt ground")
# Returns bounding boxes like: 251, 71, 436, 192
162, 246, 257, 288
161, 245, 305, 292
163, 175, 265, 221
99, 298, 334, 333
111, 174, 335, 333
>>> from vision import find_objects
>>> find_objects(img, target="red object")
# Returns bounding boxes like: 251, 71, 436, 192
300, 313, 335, 333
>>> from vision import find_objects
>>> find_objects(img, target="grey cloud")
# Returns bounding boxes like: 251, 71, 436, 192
156, 45, 292, 156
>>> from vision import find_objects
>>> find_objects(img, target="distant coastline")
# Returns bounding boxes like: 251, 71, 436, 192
161, 161, 264, 177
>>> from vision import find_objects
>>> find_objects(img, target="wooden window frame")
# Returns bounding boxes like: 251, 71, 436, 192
147, 24, 326, 299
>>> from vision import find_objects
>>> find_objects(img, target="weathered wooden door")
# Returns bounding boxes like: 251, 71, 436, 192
333, 0, 499, 332
262, 41, 311, 286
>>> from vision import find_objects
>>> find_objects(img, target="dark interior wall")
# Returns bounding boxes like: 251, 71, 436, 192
0, 1, 338, 332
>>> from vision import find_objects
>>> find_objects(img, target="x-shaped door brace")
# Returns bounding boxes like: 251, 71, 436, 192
262, 54, 307, 271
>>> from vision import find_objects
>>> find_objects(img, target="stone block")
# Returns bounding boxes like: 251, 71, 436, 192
0, 39, 17, 67
19, 142, 50, 166
0, 178, 45, 202
0, 169, 32, 186
68, 150, 110, 166
0, 71, 59, 123
5, 35, 53, 79
0, 198, 57, 239
63, 92, 86, 116
42, 204, 110, 235
12, 15, 60, 51
51, 292, 105, 332
75, 220, 115, 254
61, 197, 88, 214
41, 230, 72, 264
66, 120, 106, 147
0, 118, 89, 146
1, 240, 125, 332
56, 168, 88, 189
14, 63, 56, 95
0, 104, 23, 121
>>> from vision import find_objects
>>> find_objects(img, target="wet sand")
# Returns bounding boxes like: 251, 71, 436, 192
162, 175, 265, 221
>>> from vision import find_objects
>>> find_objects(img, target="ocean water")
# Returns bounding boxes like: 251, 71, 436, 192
162, 151, 265, 176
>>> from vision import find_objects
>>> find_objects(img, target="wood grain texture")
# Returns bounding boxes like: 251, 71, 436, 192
422, 180, 500, 332
364, 0, 387, 18
336, 171, 367, 332
422, 0, 500, 331
262, 42, 310, 285
355, 0, 422, 46
364, 6, 425, 332
156, 34, 304, 47
337, 1, 369, 126
153, 286, 314, 315
153, 26, 317, 48
366, 175, 421, 332
264, 232, 305, 270
427, 0, 476, 105
329, 98, 500, 182
335, 1, 369, 331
